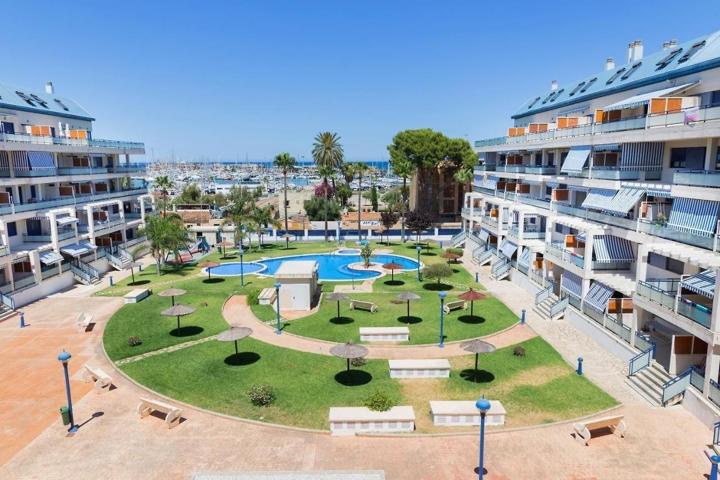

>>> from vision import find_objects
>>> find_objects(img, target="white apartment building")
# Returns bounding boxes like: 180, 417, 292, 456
459, 31, 720, 423
0, 81, 153, 310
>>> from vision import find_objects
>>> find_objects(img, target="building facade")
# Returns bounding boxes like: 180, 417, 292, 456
460, 31, 720, 420
0, 81, 152, 309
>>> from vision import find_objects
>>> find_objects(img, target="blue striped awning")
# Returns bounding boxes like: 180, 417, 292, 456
60, 241, 97, 257
602, 187, 645, 215
517, 247, 531, 267
478, 229, 490, 242
10, 151, 29, 171
593, 144, 621, 152
499, 239, 518, 259
561, 146, 591, 173
39, 251, 63, 265
603, 83, 697, 111
620, 142, 664, 171
581, 189, 616, 210
681, 270, 716, 299
561, 271, 582, 297
585, 281, 614, 312
668, 198, 720, 237
646, 188, 672, 198
28, 151, 55, 169
593, 235, 635, 263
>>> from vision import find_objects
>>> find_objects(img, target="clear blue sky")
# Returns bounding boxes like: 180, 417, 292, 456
3, 0, 719, 162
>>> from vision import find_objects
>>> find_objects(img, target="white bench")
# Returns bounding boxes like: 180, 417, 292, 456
430, 400, 506, 427
389, 359, 451, 379
137, 397, 183, 429
82, 364, 113, 393
350, 300, 378, 313
258, 287, 277, 305
443, 300, 466, 314
329, 406, 415, 436
124, 288, 150, 304
77, 312, 94, 331
573, 415, 627, 446
360, 326, 409, 342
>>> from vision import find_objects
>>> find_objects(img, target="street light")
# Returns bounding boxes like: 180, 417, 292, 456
238, 246, 245, 287
58, 350, 78, 433
274, 282, 282, 334
438, 291, 447, 348
416, 245, 422, 281
476, 397, 491, 480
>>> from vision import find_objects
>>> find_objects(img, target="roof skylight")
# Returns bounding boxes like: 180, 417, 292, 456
606, 68, 626, 84
54, 99, 69, 111
569, 81, 586, 96
656, 48, 683, 70
15, 91, 35, 106
620, 62, 642, 80
527, 96, 541, 109
29, 94, 48, 108
579, 77, 597, 93
549, 88, 564, 102
678, 40, 706, 64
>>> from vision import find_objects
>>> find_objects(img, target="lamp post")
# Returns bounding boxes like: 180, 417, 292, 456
238, 246, 245, 287
274, 282, 281, 334
438, 291, 447, 348
476, 397, 491, 480
416, 245, 422, 281
58, 350, 77, 433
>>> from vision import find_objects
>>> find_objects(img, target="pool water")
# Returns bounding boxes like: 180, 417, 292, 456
209, 262, 266, 276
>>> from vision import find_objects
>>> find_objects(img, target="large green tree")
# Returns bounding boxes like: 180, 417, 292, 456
273, 152, 296, 234
312, 132, 344, 241
353, 162, 369, 240
139, 213, 190, 275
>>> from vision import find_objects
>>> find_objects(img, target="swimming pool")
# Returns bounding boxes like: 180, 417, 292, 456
208, 252, 420, 281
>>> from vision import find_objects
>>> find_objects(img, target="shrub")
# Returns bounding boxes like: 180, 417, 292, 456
423, 263, 453, 284
446, 247, 464, 256
513, 346, 526, 357
247, 384, 276, 407
128, 336, 142, 347
363, 390, 395, 412
246, 288, 261, 305
350, 356, 367, 367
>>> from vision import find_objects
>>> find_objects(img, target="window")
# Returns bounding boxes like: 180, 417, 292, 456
715, 147, 720, 170
569, 81, 586, 96
545, 186, 553, 195
620, 62, 642, 80
6, 222, 16, 237
15, 91, 35, 106
678, 41, 706, 64
54, 99, 69, 111
656, 48, 683, 70
547, 152, 555, 167
29, 94, 48, 108
541, 91, 556, 104
670, 147, 706, 169
648, 252, 684, 275
606, 68, 626, 85
0, 121, 14, 134
527, 96, 541, 109
580, 77, 597, 93
549, 88, 564, 102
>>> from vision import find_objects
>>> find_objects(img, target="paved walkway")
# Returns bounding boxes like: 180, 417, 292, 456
223, 295, 537, 359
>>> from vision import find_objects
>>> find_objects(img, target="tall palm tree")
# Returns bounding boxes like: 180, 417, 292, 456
353, 162, 369, 241
154, 175, 174, 215
312, 132, 344, 241
273, 152, 296, 234
391, 159, 415, 242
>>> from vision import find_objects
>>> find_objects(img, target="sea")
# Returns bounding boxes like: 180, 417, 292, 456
204, 160, 391, 171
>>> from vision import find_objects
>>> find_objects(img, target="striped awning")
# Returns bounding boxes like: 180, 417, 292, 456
602, 83, 698, 111
593, 144, 621, 152
517, 247, 531, 267
585, 281, 614, 312
478, 229, 490, 242
561, 146, 591, 173
60, 241, 97, 257
561, 271, 582, 297
576, 232, 586, 243
681, 270, 716, 299
27, 151, 55, 169
499, 239, 518, 259
0, 151, 8, 170
668, 198, 720, 237
10, 151, 29, 171
568, 185, 590, 192
581, 189, 616, 210
620, 142, 664, 171
602, 187, 645, 215
593, 235, 635, 263
646, 188, 672, 198
39, 251, 63, 265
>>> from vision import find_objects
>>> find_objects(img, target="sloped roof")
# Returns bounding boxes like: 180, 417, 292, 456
0, 82, 94, 121
514, 30, 720, 119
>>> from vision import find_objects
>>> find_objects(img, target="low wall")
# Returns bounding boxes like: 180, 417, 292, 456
565, 307, 636, 362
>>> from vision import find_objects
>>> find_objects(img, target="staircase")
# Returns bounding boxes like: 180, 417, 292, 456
450, 231, 467, 247
626, 362, 673, 406
106, 248, 132, 271
474, 249, 494, 266
70, 260, 100, 285
0, 293, 17, 323
490, 259, 511, 280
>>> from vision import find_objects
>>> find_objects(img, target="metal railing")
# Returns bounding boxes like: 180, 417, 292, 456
673, 170, 720, 188
549, 296, 569, 318
546, 242, 585, 269
604, 314, 631, 343
475, 249, 494, 265
710, 380, 720, 409
535, 284, 552, 305
12, 275, 37, 292
592, 260, 632, 271
661, 368, 692, 406
0, 188, 149, 215
636, 280, 712, 329
635, 333, 655, 352
0, 291, 15, 310
0, 131, 144, 150
491, 260, 511, 279
714, 421, 720, 446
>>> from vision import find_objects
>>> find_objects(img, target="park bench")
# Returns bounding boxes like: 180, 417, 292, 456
430, 400, 506, 427
573, 415, 627, 445
77, 312, 94, 332
123, 288, 150, 304
82, 364, 113, 393
389, 359, 451, 379
350, 300, 378, 313
359, 326, 409, 342
258, 288, 277, 305
443, 300, 466, 314
329, 406, 415, 436
137, 397, 183, 429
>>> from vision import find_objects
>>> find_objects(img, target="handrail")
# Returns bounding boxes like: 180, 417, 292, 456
69, 264, 93, 283
535, 285, 552, 305
549, 296, 569, 318
629, 340, 656, 376
661, 367, 695, 406
0, 291, 15, 310
714, 421, 720, 445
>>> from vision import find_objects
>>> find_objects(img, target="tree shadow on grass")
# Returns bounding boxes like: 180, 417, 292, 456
224, 351, 261, 366
398, 315, 422, 324
334, 369, 372, 386
203, 278, 225, 284
330, 316, 354, 325
423, 283, 453, 291
128, 280, 151, 286
459, 369, 495, 384
458, 315, 486, 325
169, 326, 204, 337
421, 252, 437, 257
384, 280, 405, 286
221, 255, 238, 260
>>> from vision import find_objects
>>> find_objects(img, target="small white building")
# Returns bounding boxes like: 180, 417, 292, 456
275, 260, 318, 311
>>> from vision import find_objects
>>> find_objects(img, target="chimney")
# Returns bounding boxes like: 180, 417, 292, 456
662, 39, 678, 50
550, 80, 558, 91
606, 57, 615, 71
627, 40, 644, 63
45, 81, 54, 95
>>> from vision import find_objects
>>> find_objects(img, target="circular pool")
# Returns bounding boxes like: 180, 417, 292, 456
208, 262, 266, 276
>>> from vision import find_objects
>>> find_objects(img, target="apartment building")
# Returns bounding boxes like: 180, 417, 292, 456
458, 31, 720, 421
0, 81, 152, 310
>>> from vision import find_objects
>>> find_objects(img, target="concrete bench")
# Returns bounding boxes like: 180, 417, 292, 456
124, 288, 150, 304
329, 406, 415, 436
389, 359, 451, 379
360, 326, 409, 342
137, 397, 183, 429
77, 312, 94, 331
443, 300, 466, 314
82, 364, 113, 393
258, 288, 277, 305
573, 415, 627, 446
430, 400, 506, 427
350, 300, 378, 313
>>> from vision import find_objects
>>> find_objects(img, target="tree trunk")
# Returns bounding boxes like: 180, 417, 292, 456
323, 178, 329, 242
357, 174, 362, 242
401, 176, 407, 242
283, 170, 289, 233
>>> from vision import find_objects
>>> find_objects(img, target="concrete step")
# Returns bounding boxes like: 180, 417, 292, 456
626, 362, 673, 406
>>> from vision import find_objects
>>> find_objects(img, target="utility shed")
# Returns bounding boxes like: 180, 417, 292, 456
274, 260, 318, 311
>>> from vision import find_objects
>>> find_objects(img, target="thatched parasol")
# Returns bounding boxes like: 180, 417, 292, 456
458, 288, 487, 316
442, 251, 461, 263
382, 262, 403, 282
216, 326, 253, 355
158, 287, 187, 306
325, 292, 349, 319
461, 338, 496, 377
330, 342, 369, 372
396, 291, 421, 318
161, 304, 196, 330
199, 261, 220, 280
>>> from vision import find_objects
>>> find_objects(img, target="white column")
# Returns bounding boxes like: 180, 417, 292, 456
85, 205, 95, 242
48, 211, 59, 250
139, 197, 146, 223
704, 345, 720, 397
583, 232, 594, 276
710, 269, 720, 333
117, 200, 125, 220
635, 244, 649, 283
704, 138, 718, 171
29, 250, 42, 285
0, 220, 8, 249
518, 212, 525, 239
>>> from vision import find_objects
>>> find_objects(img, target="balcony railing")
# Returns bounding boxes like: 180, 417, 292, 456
22, 229, 76, 243
517, 196, 551, 210
508, 225, 545, 240
497, 165, 525, 173
673, 170, 720, 188
0, 245, 8, 257
0, 132, 144, 151
546, 242, 585, 268
0, 188, 149, 215
474, 165, 496, 172
523, 166, 556, 175
554, 203, 637, 231
94, 215, 125, 231
57, 167, 109, 175
636, 280, 712, 329
592, 260, 632, 271
637, 221, 715, 251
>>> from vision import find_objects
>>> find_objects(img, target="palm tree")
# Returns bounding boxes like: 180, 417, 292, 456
154, 175, 174, 214
312, 132, 344, 241
273, 152, 296, 234
391, 159, 415, 242
139, 214, 190, 275
126, 244, 148, 284
353, 162, 369, 241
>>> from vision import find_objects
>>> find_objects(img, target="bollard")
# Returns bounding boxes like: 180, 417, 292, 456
109, 275, 113, 286
576, 357, 584, 376
19, 311, 25, 328
138, 264, 143, 272
475, 272, 479, 283
520, 309, 526, 325
711, 454, 720, 480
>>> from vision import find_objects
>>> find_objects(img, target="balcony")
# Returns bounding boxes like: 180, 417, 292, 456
474, 165, 496, 172
584, 167, 641, 180
554, 203, 638, 230
0, 132, 144, 151
508, 225, 545, 240
636, 280, 712, 329
22, 229, 76, 243
524, 166, 556, 175
57, 167, 109, 175
592, 260, 632, 271
0, 245, 8, 257
637, 221, 715, 251
673, 170, 720, 188
0, 188, 149, 215
546, 242, 585, 269
497, 165, 525, 173
517, 196, 551, 210
92, 215, 125, 232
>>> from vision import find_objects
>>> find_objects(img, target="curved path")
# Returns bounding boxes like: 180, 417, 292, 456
222, 295, 537, 359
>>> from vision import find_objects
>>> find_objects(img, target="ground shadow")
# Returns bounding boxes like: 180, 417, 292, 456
149, 410, 188, 425
330, 316, 354, 325
170, 325, 204, 337
421, 252, 437, 257
77, 411, 104, 429
128, 280, 151, 286
398, 315, 422, 324
334, 369, 373, 386
423, 282, 453, 291
203, 277, 225, 284
473, 468, 488, 476
459, 369, 495, 383
383, 280, 405, 286
224, 351, 261, 366
221, 254, 238, 260
458, 315, 486, 325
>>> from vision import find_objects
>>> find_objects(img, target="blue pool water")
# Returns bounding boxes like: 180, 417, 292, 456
209, 253, 419, 281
